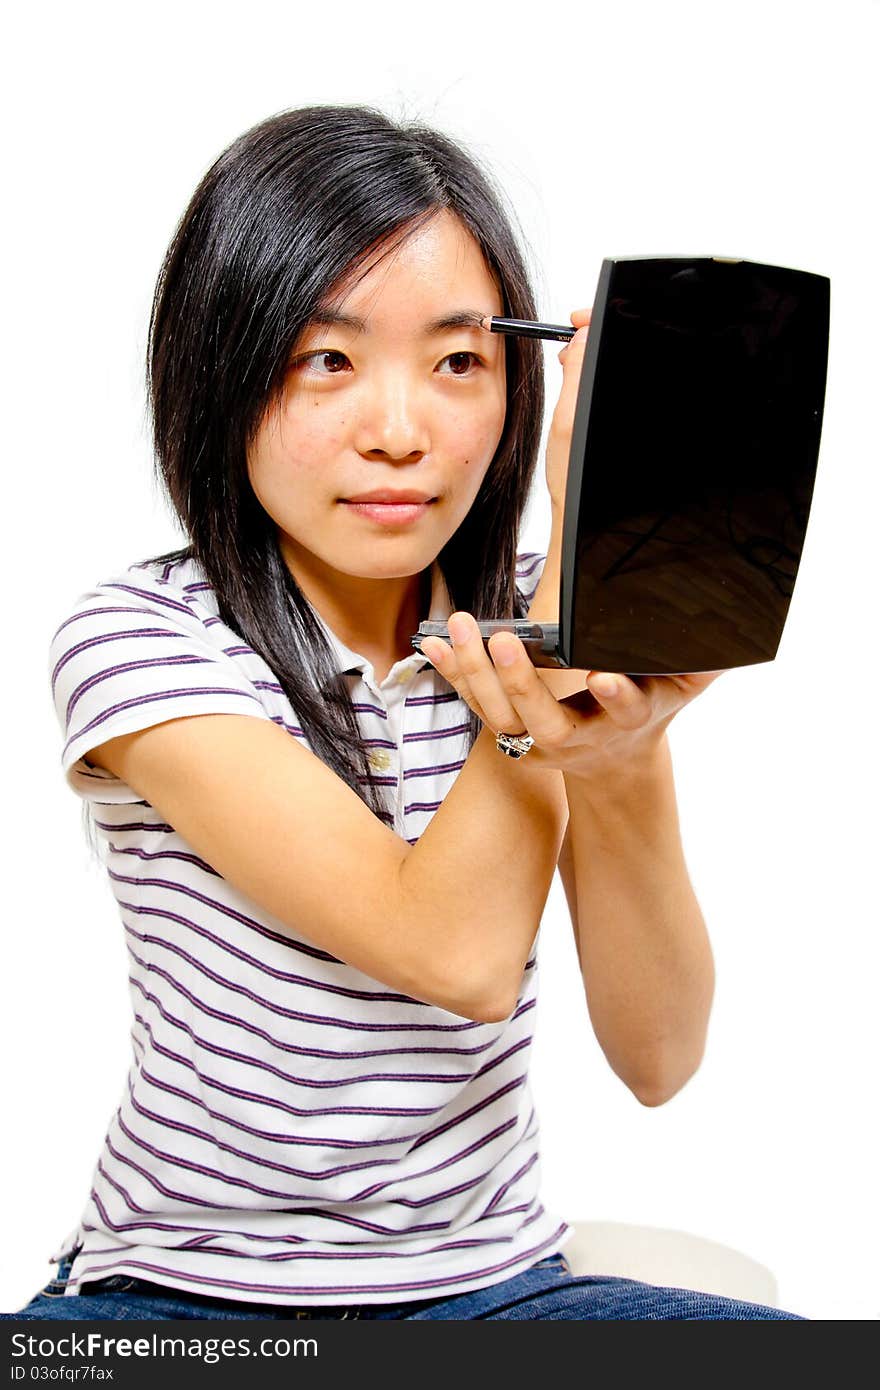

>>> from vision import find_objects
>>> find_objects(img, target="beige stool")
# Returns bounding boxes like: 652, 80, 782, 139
563, 1220, 778, 1306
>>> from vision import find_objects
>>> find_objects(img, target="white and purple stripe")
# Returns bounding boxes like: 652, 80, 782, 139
47, 550, 574, 1305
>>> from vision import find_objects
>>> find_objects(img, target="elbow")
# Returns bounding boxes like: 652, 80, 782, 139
473, 991, 518, 1025
454, 973, 517, 1023
473, 962, 526, 1023
439, 960, 521, 1025
630, 1048, 707, 1107
629, 1011, 713, 1107
633, 1082, 676, 1108
435, 974, 517, 1025
445, 996, 515, 1026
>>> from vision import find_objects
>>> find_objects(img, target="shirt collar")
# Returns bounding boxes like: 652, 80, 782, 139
312, 561, 453, 687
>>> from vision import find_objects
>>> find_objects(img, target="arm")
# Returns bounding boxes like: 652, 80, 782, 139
532, 504, 714, 1105
557, 744, 715, 1107
87, 706, 568, 1026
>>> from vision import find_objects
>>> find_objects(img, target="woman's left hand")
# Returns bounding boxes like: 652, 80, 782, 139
546, 307, 592, 510
419, 614, 727, 777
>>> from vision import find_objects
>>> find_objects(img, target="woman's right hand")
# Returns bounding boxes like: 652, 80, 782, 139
544, 307, 591, 512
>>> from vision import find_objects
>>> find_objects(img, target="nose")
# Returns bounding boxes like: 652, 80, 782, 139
354, 371, 431, 461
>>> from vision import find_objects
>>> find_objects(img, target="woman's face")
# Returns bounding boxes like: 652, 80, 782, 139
247, 210, 507, 588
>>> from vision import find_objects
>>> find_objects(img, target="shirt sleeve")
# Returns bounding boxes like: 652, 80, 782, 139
515, 551, 548, 608
48, 573, 274, 804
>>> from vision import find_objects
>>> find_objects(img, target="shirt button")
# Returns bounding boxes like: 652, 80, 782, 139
368, 749, 393, 771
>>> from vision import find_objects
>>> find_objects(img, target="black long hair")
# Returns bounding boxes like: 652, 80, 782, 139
144, 104, 545, 822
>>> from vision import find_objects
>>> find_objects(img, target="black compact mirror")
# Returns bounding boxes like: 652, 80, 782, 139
412, 255, 830, 675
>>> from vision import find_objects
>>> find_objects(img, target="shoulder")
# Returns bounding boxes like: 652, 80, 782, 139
127, 551, 220, 618
47, 551, 275, 801
80, 550, 218, 619
48, 551, 224, 655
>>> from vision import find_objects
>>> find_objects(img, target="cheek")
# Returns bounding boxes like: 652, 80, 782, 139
442, 400, 506, 475
258, 399, 348, 483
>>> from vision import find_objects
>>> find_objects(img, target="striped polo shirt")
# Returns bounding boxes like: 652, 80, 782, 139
47, 548, 574, 1306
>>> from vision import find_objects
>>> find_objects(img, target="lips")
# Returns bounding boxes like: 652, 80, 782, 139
342, 491, 435, 504
340, 495, 435, 527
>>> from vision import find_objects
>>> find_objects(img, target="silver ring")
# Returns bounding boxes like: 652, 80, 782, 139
495, 731, 535, 759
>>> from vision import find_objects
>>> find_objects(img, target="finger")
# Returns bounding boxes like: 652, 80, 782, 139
550, 324, 590, 444
587, 669, 718, 731
419, 635, 495, 726
570, 306, 592, 327
446, 614, 526, 733
557, 321, 590, 365
585, 671, 655, 730
420, 626, 512, 728
654, 670, 728, 704
487, 631, 584, 749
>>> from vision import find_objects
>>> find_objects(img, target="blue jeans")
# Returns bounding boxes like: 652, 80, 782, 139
4, 1250, 806, 1319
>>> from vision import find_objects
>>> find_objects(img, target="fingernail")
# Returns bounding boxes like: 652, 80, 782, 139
493, 640, 518, 667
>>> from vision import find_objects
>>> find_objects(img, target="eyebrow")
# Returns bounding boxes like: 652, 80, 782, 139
306, 309, 488, 335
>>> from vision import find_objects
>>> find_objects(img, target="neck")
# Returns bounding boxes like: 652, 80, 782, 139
280, 536, 433, 668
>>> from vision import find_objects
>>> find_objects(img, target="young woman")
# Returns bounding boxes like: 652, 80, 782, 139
8, 105, 804, 1319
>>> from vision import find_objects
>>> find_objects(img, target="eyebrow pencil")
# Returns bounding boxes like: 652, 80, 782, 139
479, 315, 576, 343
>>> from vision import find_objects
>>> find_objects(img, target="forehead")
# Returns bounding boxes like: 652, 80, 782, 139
323, 211, 503, 326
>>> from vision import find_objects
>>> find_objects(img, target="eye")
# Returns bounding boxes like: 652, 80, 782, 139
293, 349, 352, 377
436, 351, 482, 377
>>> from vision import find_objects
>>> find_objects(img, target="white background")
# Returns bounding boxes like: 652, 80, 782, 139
2, 0, 877, 1321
